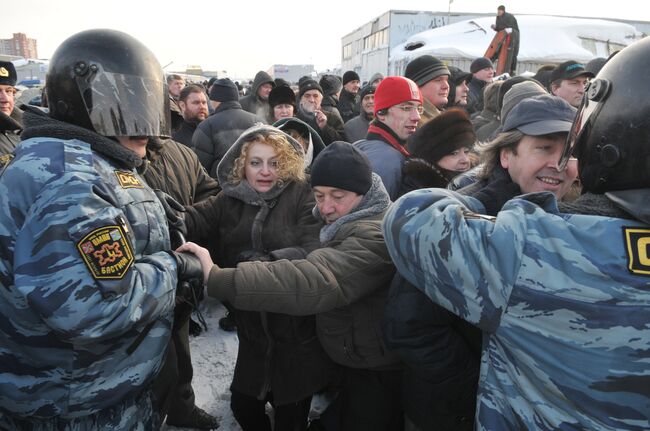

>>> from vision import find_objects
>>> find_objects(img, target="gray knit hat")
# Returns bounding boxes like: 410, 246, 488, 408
500, 81, 547, 125
404, 55, 450, 87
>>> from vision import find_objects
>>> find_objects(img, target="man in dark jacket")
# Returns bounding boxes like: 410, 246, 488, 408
0, 61, 22, 159
339, 70, 361, 123
191, 78, 263, 177
344, 84, 375, 143
141, 137, 220, 430
491, 5, 520, 75
319, 74, 342, 114
239, 70, 275, 119
467, 57, 494, 114
172, 84, 209, 147
295, 79, 347, 145
181, 142, 404, 431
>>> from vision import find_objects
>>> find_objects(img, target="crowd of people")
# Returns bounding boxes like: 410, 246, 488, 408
1, 4, 650, 431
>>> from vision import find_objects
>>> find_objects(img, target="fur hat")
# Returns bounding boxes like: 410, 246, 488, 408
407, 108, 476, 163
269, 84, 296, 109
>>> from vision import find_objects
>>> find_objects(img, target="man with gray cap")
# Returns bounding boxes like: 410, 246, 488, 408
191, 77, 263, 177
0, 60, 22, 158
550, 60, 594, 107
404, 55, 450, 126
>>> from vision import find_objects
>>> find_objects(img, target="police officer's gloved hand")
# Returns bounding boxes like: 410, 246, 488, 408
472, 167, 521, 216
154, 190, 187, 249
169, 251, 205, 304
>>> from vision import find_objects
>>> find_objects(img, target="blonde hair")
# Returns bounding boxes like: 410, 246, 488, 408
229, 131, 306, 185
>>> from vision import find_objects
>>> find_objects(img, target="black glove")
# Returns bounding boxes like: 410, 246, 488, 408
235, 249, 271, 263
169, 251, 205, 304
471, 168, 521, 216
155, 190, 187, 249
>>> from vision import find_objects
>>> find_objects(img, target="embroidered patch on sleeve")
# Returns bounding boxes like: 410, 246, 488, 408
115, 170, 144, 189
623, 227, 650, 276
0, 153, 14, 174
77, 225, 134, 279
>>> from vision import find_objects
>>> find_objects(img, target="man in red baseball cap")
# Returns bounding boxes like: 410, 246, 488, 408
355, 76, 423, 200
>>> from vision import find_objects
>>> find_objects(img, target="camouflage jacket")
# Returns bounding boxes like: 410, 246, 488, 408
383, 188, 650, 430
0, 135, 177, 421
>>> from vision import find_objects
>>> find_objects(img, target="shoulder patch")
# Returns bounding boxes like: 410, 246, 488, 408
115, 170, 144, 189
77, 225, 134, 279
0, 153, 14, 177
623, 227, 650, 276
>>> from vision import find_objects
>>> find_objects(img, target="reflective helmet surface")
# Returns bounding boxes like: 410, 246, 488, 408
46, 29, 170, 137
561, 37, 650, 193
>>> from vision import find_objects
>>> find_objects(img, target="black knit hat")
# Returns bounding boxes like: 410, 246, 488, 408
343, 70, 360, 85
209, 78, 239, 102
299, 79, 323, 100
407, 108, 476, 163
470, 57, 493, 74
0, 61, 17, 87
310, 141, 372, 195
320, 74, 343, 96
404, 55, 450, 87
269, 84, 296, 109
358, 84, 376, 100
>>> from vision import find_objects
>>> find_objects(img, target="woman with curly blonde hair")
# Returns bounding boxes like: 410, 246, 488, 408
184, 125, 335, 431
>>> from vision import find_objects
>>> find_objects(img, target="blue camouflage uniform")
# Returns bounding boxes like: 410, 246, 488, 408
383, 188, 650, 430
0, 136, 177, 429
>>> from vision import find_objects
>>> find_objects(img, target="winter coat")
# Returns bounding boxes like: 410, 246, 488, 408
172, 118, 198, 148
384, 188, 650, 431
296, 105, 347, 146
273, 117, 325, 169
184, 125, 333, 405
0, 109, 176, 427
418, 98, 443, 128
207, 174, 401, 370
467, 78, 487, 114
338, 88, 358, 123
344, 112, 372, 143
240, 71, 274, 120
141, 137, 220, 206
0, 107, 22, 155
190, 101, 263, 178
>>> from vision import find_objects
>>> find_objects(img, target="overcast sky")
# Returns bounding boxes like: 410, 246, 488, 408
5, 0, 646, 79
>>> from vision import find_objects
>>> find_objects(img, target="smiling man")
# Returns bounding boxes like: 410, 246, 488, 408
355, 76, 423, 200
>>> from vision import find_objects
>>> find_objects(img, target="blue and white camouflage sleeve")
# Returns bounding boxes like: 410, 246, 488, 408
383, 188, 527, 332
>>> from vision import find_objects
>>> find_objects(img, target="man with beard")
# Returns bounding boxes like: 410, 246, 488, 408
344, 84, 375, 143
172, 84, 209, 147
0, 60, 22, 159
296, 78, 346, 145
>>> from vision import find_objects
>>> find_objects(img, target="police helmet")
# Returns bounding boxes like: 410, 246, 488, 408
46, 29, 170, 137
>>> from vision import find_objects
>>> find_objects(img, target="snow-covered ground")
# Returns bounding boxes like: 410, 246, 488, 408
163, 299, 242, 431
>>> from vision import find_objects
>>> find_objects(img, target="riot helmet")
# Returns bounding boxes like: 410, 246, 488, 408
46, 29, 170, 137
558, 37, 650, 193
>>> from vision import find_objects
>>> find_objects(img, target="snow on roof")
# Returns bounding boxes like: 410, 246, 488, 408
392, 15, 643, 63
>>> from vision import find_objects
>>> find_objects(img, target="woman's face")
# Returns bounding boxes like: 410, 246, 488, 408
244, 142, 280, 193
273, 103, 294, 121
437, 147, 472, 173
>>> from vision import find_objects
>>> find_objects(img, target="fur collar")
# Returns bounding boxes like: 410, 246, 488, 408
20, 107, 143, 169
314, 173, 391, 244
402, 157, 457, 189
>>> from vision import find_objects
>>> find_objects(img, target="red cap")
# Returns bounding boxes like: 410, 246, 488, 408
374, 76, 423, 115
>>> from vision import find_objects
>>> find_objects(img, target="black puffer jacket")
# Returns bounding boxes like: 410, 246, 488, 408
185, 125, 334, 405
0, 107, 22, 156
338, 88, 358, 123
190, 101, 263, 178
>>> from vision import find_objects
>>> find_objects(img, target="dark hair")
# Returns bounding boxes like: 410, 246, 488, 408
498, 5, 505, 11
166, 74, 183, 84
179, 84, 206, 102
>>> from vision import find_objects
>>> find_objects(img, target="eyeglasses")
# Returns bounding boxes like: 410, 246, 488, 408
392, 104, 424, 114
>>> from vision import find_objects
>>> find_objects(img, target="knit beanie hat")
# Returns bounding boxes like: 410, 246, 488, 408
269, 84, 296, 109
310, 141, 372, 195
209, 78, 239, 102
373, 76, 422, 115
0, 61, 17, 86
358, 84, 376, 100
343, 70, 360, 85
404, 55, 450, 87
407, 108, 476, 163
470, 57, 493, 74
500, 81, 548, 125
320, 74, 343, 96
299, 79, 323, 100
